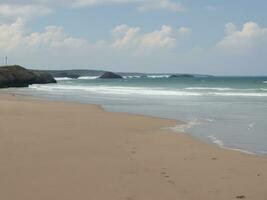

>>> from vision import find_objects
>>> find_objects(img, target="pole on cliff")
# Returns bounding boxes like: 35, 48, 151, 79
5, 56, 8, 65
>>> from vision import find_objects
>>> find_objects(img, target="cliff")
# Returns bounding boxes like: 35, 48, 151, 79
0, 65, 56, 88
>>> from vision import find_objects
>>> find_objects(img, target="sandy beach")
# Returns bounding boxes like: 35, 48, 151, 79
0, 93, 266, 200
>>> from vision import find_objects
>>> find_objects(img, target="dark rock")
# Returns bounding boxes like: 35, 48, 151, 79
99, 72, 123, 79
67, 74, 80, 79
169, 74, 194, 78
44, 69, 105, 78
46, 72, 80, 79
0, 65, 56, 88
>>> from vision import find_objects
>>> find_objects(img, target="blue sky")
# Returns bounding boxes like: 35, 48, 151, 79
0, 0, 267, 75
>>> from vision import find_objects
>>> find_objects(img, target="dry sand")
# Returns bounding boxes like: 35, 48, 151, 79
0, 93, 266, 200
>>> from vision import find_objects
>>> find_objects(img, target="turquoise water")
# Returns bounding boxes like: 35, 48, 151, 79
9, 75, 267, 155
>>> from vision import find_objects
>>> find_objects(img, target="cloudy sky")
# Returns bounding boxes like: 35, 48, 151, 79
0, 0, 267, 75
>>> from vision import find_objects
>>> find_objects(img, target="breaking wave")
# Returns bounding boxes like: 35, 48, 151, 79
78, 76, 99, 80
28, 84, 267, 97
147, 75, 170, 78
185, 87, 267, 91
29, 85, 202, 96
55, 77, 73, 81
123, 75, 142, 79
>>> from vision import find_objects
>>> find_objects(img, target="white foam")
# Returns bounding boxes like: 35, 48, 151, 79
78, 76, 99, 80
169, 119, 201, 133
263, 81, 267, 84
207, 135, 255, 154
55, 77, 73, 81
186, 87, 267, 92
123, 75, 141, 79
211, 92, 267, 97
186, 87, 233, 91
207, 135, 224, 147
29, 84, 267, 97
147, 75, 170, 78
29, 85, 203, 96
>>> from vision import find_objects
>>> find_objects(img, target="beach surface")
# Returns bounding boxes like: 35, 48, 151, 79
0, 93, 266, 200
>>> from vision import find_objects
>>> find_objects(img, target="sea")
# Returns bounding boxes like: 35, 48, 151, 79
7, 75, 267, 155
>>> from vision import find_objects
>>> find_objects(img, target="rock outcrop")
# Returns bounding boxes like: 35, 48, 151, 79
169, 74, 194, 78
44, 69, 106, 79
0, 65, 56, 88
99, 72, 123, 79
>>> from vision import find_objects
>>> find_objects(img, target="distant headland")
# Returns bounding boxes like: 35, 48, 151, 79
0, 65, 214, 89
0, 65, 56, 88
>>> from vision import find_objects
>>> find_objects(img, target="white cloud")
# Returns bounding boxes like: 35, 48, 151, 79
218, 21, 267, 52
0, 18, 90, 51
0, 18, 25, 49
224, 23, 237, 36
26, 26, 90, 50
0, 18, 189, 54
1, 17, 266, 75
0, 4, 51, 20
111, 24, 140, 48
140, 25, 176, 48
110, 24, 190, 50
0, 18, 193, 71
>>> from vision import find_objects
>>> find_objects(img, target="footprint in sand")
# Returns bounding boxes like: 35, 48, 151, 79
130, 147, 137, 154
167, 180, 175, 185
236, 195, 246, 199
160, 172, 175, 184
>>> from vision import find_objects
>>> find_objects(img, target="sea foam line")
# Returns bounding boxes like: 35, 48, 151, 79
186, 87, 267, 91
123, 75, 141, 79
29, 85, 202, 96
28, 84, 267, 97
211, 92, 267, 97
207, 135, 255, 155
186, 87, 233, 91
147, 75, 170, 78
78, 76, 99, 80
168, 124, 255, 155
167, 118, 202, 133
55, 77, 73, 81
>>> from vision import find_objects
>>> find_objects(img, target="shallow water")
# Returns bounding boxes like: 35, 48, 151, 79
8, 75, 267, 155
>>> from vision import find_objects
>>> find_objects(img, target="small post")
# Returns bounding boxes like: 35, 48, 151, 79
5, 56, 8, 65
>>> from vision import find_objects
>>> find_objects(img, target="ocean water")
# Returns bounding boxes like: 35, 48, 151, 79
8, 75, 267, 155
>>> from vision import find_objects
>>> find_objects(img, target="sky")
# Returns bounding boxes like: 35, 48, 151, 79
0, 0, 267, 75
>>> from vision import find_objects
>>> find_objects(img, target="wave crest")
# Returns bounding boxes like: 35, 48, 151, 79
55, 77, 73, 81
78, 76, 99, 80
28, 84, 267, 97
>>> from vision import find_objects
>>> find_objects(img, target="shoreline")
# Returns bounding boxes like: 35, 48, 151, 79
5, 89, 266, 157
0, 92, 267, 199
